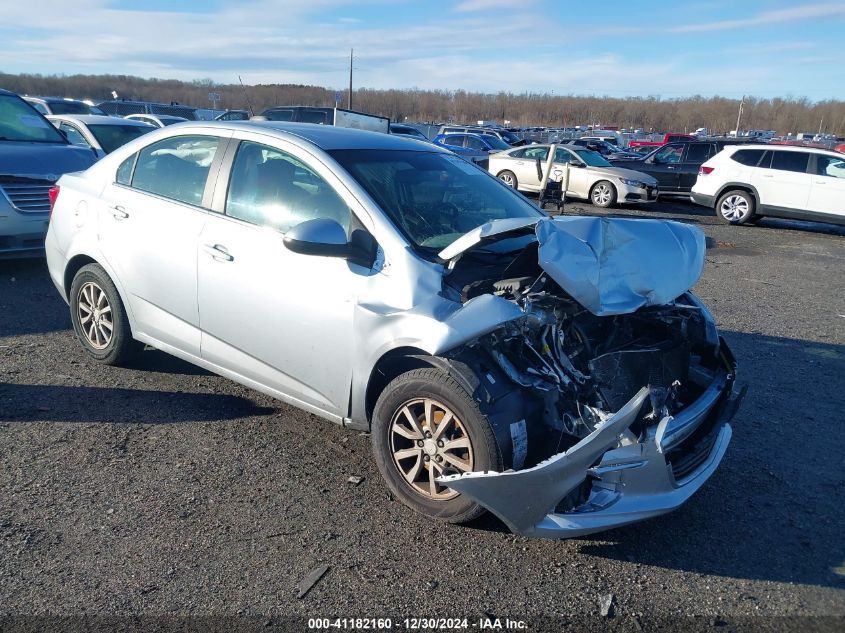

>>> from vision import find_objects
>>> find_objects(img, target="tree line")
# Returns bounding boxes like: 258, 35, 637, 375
2, 72, 843, 136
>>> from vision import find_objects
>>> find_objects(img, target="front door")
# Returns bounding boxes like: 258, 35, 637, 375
645, 144, 684, 192
197, 138, 370, 417
808, 154, 845, 219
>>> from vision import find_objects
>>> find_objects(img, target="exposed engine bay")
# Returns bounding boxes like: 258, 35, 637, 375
440, 237, 725, 472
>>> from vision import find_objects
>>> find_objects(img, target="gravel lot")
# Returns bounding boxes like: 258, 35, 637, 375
1, 198, 844, 631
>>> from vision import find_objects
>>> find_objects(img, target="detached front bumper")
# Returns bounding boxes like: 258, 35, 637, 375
441, 344, 742, 539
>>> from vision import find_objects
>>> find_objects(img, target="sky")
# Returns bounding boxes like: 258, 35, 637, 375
2, 0, 844, 100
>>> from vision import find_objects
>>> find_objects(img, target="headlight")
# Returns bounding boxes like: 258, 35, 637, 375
620, 178, 644, 188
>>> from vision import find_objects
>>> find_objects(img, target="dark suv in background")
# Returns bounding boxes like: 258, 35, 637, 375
610, 139, 755, 196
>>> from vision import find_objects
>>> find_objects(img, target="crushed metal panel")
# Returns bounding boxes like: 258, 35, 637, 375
439, 387, 650, 535
535, 216, 706, 316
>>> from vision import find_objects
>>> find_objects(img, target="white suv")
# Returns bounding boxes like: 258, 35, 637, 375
691, 145, 845, 226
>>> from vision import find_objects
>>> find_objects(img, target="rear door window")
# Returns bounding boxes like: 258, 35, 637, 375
814, 155, 845, 179
771, 151, 811, 174
131, 135, 221, 206
683, 144, 712, 163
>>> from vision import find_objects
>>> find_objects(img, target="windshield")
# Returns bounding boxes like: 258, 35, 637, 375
499, 131, 520, 144
159, 116, 188, 126
330, 149, 544, 255
481, 134, 511, 150
88, 124, 153, 153
0, 94, 67, 143
574, 149, 612, 167
49, 100, 101, 115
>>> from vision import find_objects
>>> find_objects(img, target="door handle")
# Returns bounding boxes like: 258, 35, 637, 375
666, 166, 676, 170
516, 161, 524, 165
109, 205, 129, 219
814, 180, 826, 185
203, 243, 234, 262
761, 174, 774, 178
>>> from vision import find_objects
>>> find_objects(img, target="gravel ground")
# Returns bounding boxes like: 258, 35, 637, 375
1, 198, 844, 631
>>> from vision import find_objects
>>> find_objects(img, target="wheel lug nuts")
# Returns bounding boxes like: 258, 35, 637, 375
424, 431, 431, 438
416, 440, 424, 447
424, 455, 430, 462
435, 455, 442, 462
436, 440, 444, 448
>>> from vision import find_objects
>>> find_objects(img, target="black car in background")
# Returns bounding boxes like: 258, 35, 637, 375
610, 139, 756, 196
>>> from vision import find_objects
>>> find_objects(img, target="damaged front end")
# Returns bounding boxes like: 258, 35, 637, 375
432, 217, 743, 538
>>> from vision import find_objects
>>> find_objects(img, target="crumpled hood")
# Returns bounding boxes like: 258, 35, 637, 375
535, 216, 705, 315
440, 215, 706, 316
0, 141, 96, 180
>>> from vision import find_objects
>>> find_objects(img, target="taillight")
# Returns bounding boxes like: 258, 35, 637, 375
48, 185, 60, 218
699, 166, 714, 175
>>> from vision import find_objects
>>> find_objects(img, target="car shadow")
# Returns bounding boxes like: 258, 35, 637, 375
464, 330, 845, 590
0, 383, 277, 424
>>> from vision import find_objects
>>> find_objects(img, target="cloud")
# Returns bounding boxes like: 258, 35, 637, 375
670, 2, 845, 32
454, 0, 528, 11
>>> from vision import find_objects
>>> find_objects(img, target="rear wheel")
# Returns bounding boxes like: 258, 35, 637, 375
497, 170, 518, 189
716, 190, 756, 225
590, 180, 617, 208
372, 368, 502, 523
69, 264, 141, 365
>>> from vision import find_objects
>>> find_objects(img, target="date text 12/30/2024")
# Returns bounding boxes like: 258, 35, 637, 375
308, 618, 529, 630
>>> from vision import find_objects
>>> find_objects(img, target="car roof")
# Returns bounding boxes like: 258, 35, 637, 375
205, 121, 447, 152
49, 114, 154, 126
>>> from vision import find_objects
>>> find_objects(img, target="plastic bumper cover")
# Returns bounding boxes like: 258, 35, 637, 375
441, 355, 741, 539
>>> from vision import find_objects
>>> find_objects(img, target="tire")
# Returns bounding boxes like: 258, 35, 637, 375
716, 189, 756, 225
590, 180, 617, 208
372, 368, 502, 524
69, 263, 141, 365
497, 170, 518, 189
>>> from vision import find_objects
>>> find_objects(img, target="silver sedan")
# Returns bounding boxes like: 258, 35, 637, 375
45, 122, 741, 538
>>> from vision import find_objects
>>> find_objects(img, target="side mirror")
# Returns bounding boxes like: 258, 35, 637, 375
283, 218, 377, 269
569, 160, 583, 168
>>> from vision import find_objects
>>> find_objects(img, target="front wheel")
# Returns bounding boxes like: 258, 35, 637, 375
497, 170, 518, 189
69, 263, 141, 365
716, 190, 756, 225
372, 368, 502, 523
590, 180, 617, 208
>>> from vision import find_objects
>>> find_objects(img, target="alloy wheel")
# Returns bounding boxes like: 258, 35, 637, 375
77, 281, 113, 350
499, 173, 515, 187
720, 195, 749, 221
389, 398, 474, 500
593, 183, 613, 205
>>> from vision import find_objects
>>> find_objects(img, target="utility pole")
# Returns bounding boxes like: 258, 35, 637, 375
348, 48, 353, 110
735, 95, 745, 136
818, 116, 824, 135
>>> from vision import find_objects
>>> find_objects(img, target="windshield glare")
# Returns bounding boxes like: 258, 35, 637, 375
481, 135, 511, 150
88, 124, 153, 153
0, 95, 67, 143
574, 149, 612, 167
330, 149, 543, 255
49, 101, 100, 115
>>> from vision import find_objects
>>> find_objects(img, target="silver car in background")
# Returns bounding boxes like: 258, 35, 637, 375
47, 115, 155, 158
488, 143, 659, 207
45, 121, 741, 538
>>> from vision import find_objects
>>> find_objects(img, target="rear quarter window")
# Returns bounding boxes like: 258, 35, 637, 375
730, 149, 765, 166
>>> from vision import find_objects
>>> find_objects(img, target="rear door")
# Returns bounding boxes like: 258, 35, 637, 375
677, 143, 715, 192
98, 132, 229, 356
808, 153, 845, 218
511, 145, 548, 191
754, 150, 813, 211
